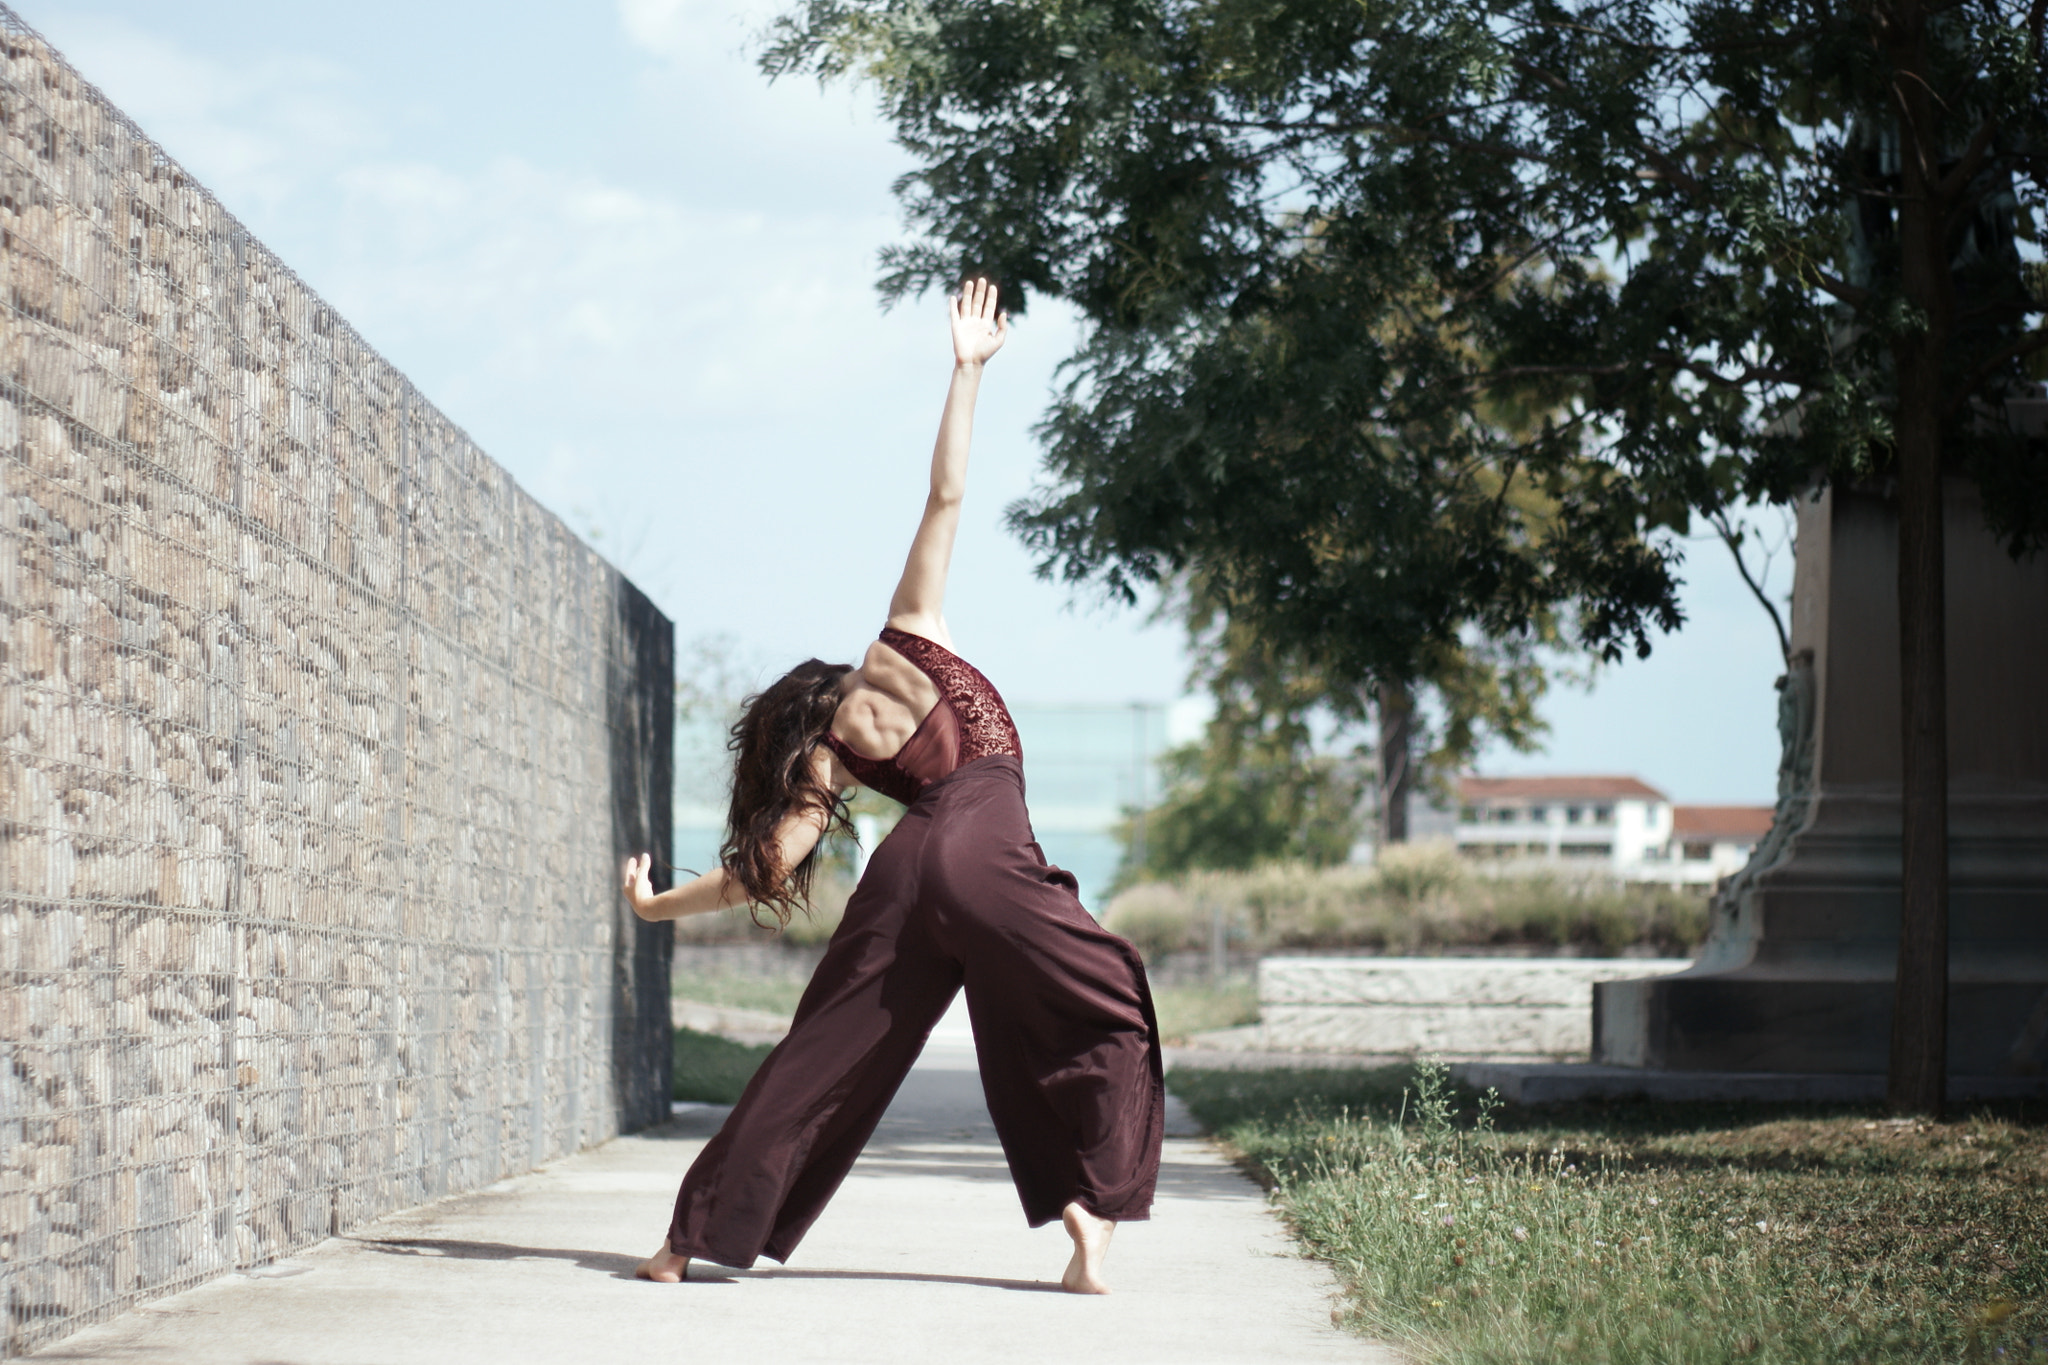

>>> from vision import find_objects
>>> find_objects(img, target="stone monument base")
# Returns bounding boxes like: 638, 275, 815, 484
1594, 968, 2048, 1074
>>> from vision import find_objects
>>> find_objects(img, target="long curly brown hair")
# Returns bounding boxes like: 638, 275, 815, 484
720, 659, 856, 929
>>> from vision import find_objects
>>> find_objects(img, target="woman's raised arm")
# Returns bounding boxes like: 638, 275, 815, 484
885, 279, 1008, 643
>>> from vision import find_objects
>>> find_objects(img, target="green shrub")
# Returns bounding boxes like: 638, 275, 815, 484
1104, 855, 1711, 958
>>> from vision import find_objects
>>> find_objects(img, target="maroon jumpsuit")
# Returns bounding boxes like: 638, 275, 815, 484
665, 627, 1165, 1269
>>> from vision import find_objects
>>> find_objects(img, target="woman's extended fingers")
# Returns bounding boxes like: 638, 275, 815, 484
957, 276, 998, 321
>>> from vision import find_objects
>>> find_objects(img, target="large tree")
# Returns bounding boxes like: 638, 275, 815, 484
767, 0, 2048, 1111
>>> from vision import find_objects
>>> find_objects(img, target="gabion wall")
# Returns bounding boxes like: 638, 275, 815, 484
0, 9, 674, 1355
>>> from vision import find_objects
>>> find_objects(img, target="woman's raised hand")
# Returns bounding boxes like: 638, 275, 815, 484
950, 277, 1009, 367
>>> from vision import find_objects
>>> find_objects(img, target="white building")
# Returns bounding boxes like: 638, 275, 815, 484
1456, 775, 1672, 870
1453, 776, 1773, 885
1666, 804, 1775, 881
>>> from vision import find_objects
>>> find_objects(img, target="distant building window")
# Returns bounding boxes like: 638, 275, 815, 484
1566, 806, 1583, 824
1560, 842, 1612, 858
1682, 841, 1712, 860
1494, 809, 1515, 824
1593, 805, 1614, 823
1525, 841, 1549, 855
1529, 805, 1548, 822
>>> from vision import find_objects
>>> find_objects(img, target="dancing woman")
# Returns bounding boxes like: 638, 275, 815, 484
620, 279, 1164, 1294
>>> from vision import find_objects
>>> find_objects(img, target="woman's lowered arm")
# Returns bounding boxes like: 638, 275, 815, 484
621, 751, 842, 922
886, 279, 1008, 645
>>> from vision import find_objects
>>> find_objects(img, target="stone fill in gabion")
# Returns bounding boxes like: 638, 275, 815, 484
0, 8, 675, 1355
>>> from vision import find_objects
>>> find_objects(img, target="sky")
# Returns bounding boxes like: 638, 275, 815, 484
23, 0, 1790, 803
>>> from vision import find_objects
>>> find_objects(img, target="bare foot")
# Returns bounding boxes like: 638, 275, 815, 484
1060, 1202, 1114, 1294
634, 1245, 689, 1283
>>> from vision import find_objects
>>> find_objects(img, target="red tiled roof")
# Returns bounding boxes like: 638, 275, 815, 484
1459, 775, 1667, 802
1671, 805, 1774, 840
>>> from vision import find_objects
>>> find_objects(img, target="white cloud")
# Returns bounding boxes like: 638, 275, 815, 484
618, 0, 779, 59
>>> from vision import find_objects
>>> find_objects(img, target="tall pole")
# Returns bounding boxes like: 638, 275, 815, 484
1209, 896, 1227, 982
1884, 0, 1950, 1117
1377, 680, 1414, 848
1129, 702, 1150, 872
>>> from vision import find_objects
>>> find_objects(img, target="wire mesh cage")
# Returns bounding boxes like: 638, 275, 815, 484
0, 8, 674, 1354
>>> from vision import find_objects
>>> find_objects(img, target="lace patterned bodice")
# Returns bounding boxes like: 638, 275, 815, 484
824, 627, 1022, 804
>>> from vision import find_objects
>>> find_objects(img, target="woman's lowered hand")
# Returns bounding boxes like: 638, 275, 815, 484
621, 853, 658, 919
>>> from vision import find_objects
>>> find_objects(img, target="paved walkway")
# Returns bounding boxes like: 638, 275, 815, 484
36, 1011, 1395, 1365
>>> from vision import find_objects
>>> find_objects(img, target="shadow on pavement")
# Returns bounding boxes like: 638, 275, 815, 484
353, 1238, 643, 1279
350, 1239, 1061, 1294
727, 1267, 1062, 1294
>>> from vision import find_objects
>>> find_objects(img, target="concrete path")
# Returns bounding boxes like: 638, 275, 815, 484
34, 1008, 1395, 1365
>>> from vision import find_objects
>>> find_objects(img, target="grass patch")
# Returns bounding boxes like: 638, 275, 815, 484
1170, 1064, 2048, 1363
671, 972, 808, 1017
1150, 981, 1260, 1042
672, 1027, 773, 1103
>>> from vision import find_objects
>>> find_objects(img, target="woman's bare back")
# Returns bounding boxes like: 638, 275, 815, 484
829, 635, 943, 761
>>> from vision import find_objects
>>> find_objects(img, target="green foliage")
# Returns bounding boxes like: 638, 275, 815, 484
1121, 719, 1365, 882
671, 1027, 774, 1104
1171, 1063, 2048, 1363
1104, 851, 1711, 959
763, 0, 2047, 739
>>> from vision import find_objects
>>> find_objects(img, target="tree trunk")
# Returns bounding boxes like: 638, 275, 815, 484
1377, 680, 1414, 848
1886, 2, 1951, 1117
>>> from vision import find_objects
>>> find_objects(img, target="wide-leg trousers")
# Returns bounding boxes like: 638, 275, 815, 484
666, 755, 1165, 1269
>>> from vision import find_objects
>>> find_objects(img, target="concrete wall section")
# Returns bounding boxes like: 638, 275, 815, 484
1192, 958, 1691, 1061
0, 11, 672, 1355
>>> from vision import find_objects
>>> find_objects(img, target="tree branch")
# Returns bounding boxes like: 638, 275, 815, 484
1936, 116, 2000, 201
1708, 508, 1791, 661
1813, 269, 1873, 309
1510, 12, 1824, 55
1193, 113, 1560, 167
1636, 144, 1707, 200
1943, 326, 2048, 415
1469, 354, 1809, 391
1446, 232, 1572, 314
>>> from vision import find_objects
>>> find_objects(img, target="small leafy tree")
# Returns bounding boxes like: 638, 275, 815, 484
1118, 711, 1365, 884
